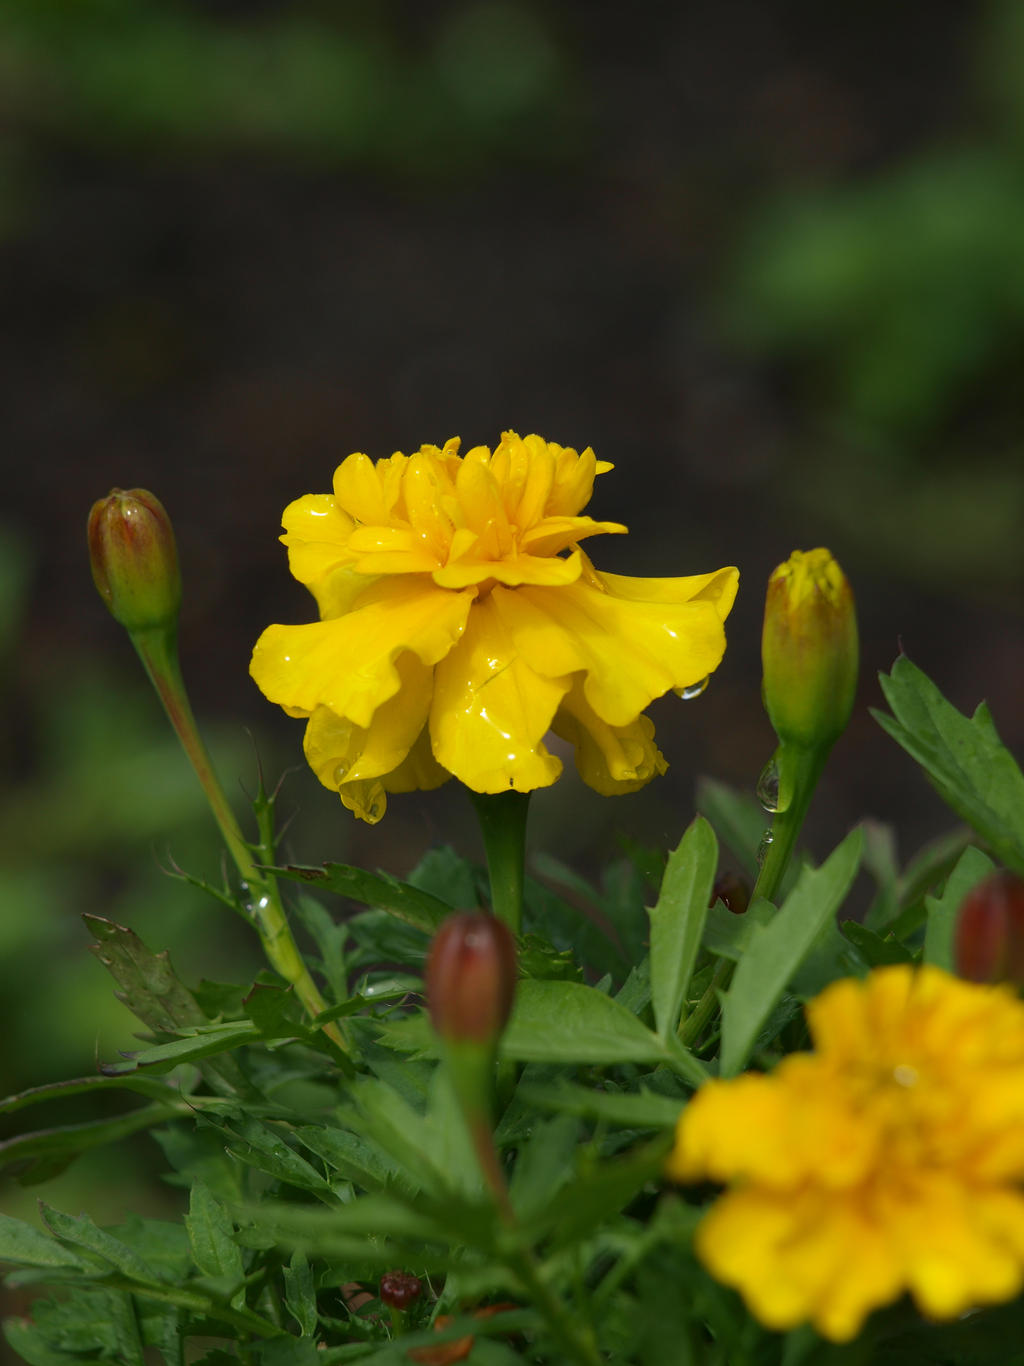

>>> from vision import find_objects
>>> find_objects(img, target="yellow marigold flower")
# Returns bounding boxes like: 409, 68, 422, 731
250, 432, 738, 822
667, 965, 1024, 1342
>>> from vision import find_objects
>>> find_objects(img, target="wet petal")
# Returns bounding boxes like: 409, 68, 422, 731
552, 680, 666, 795
493, 579, 729, 727
251, 578, 473, 728
430, 595, 569, 792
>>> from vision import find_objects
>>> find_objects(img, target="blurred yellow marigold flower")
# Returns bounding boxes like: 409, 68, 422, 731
250, 432, 738, 822
667, 965, 1024, 1341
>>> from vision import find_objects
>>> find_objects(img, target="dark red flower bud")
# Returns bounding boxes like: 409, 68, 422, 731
710, 872, 750, 916
380, 1271, 423, 1310
954, 872, 1024, 985
88, 488, 181, 633
425, 912, 517, 1046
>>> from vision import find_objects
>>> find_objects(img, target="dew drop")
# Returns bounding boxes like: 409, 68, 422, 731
679, 675, 710, 701
333, 762, 349, 785
757, 758, 782, 813
756, 828, 775, 867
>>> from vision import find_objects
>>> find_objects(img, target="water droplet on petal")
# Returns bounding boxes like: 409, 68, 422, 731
679, 675, 710, 701
757, 758, 782, 813
756, 828, 775, 866
333, 762, 349, 785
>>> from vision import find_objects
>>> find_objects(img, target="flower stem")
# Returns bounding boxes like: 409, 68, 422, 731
679, 745, 826, 1049
131, 626, 345, 1053
468, 790, 530, 934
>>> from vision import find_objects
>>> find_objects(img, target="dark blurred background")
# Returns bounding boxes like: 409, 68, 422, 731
3, 0, 1024, 1236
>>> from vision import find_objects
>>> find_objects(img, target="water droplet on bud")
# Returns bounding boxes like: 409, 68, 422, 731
757, 758, 782, 812
679, 675, 710, 701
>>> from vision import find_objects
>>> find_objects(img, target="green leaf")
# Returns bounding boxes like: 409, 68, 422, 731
3, 1316, 83, 1366
720, 828, 863, 1076
100, 1021, 259, 1076
648, 817, 718, 1040
84, 915, 207, 1033
500, 980, 668, 1066
407, 845, 479, 908
293, 1125, 416, 1198
515, 1081, 683, 1130
840, 920, 915, 967
923, 844, 995, 971
0, 1102, 186, 1184
283, 1249, 318, 1337
0, 1072, 183, 1119
508, 1114, 580, 1221
40, 1204, 160, 1283
524, 1136, 672, 1245
874, 655, 1024, 876
185, 1181, 244, 1284
292, 894, 349, 1003
271, 864, 452, 933
0, 1213, 87, 1271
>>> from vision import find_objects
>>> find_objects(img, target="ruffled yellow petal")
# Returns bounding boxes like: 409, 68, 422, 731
430, 594, 569, 793
280, 494, 357, 589
303, 654, 433, 786
519, 516, 627, 558
250, 578, 473, 727
381, 723, 450, 794
433, 547, 585, 590
552, 679, 666, 795
587, 558, 739, 620
493, 579, 730, 727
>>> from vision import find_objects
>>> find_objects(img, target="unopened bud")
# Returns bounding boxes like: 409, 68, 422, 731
761, 548, 858, 751
88, 488, 181, 634
426, 912, 517, 1047
380, 1270, 423, 1310
954, 872, 1024, 985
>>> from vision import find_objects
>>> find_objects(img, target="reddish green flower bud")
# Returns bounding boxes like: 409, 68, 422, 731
88, 488, 181, 634
379, 1270, 423, 1310
955, 872, 1024, 985
425, 912, 517, 1047
761, 548, 858, 751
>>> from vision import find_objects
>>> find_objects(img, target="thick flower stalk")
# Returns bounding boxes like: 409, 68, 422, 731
667, 965, 1024, 1341
251, 432, 738, 822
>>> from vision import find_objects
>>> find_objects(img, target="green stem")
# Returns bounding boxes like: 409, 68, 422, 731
468, 790, 530, 934
754, 743, 825, 906
678, 744, 827, 1050
131, 627, 345, 1053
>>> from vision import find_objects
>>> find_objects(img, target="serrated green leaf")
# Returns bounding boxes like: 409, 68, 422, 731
290, 1127, 385, 1191
500, 980, 667, 1066
84, 915, 207, 1033
720, 828, 863, 1076
292, 894, 349, 1002
185, 1181, 244, 1284
524, 1137, 671, 1245
39, 1204, 160, 1284
212, 1116, 334, 1197
283, 1250, 318, 1337
0, 1214, 87, 1271
875, 655, 1024, 876
407, 845, 479, 908
271, 864, 451, 933
649, 817, 718, 1039
923, 844, 995, 971
100, 1021, 258, 1076
243, 982, 304, 1038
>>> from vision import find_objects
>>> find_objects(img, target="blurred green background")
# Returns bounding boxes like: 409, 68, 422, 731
3, 0, 1024, 1273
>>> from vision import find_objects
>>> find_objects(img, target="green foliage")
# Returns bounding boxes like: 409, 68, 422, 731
874, 655, 1024, 876
5, 656, 1024, 1363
